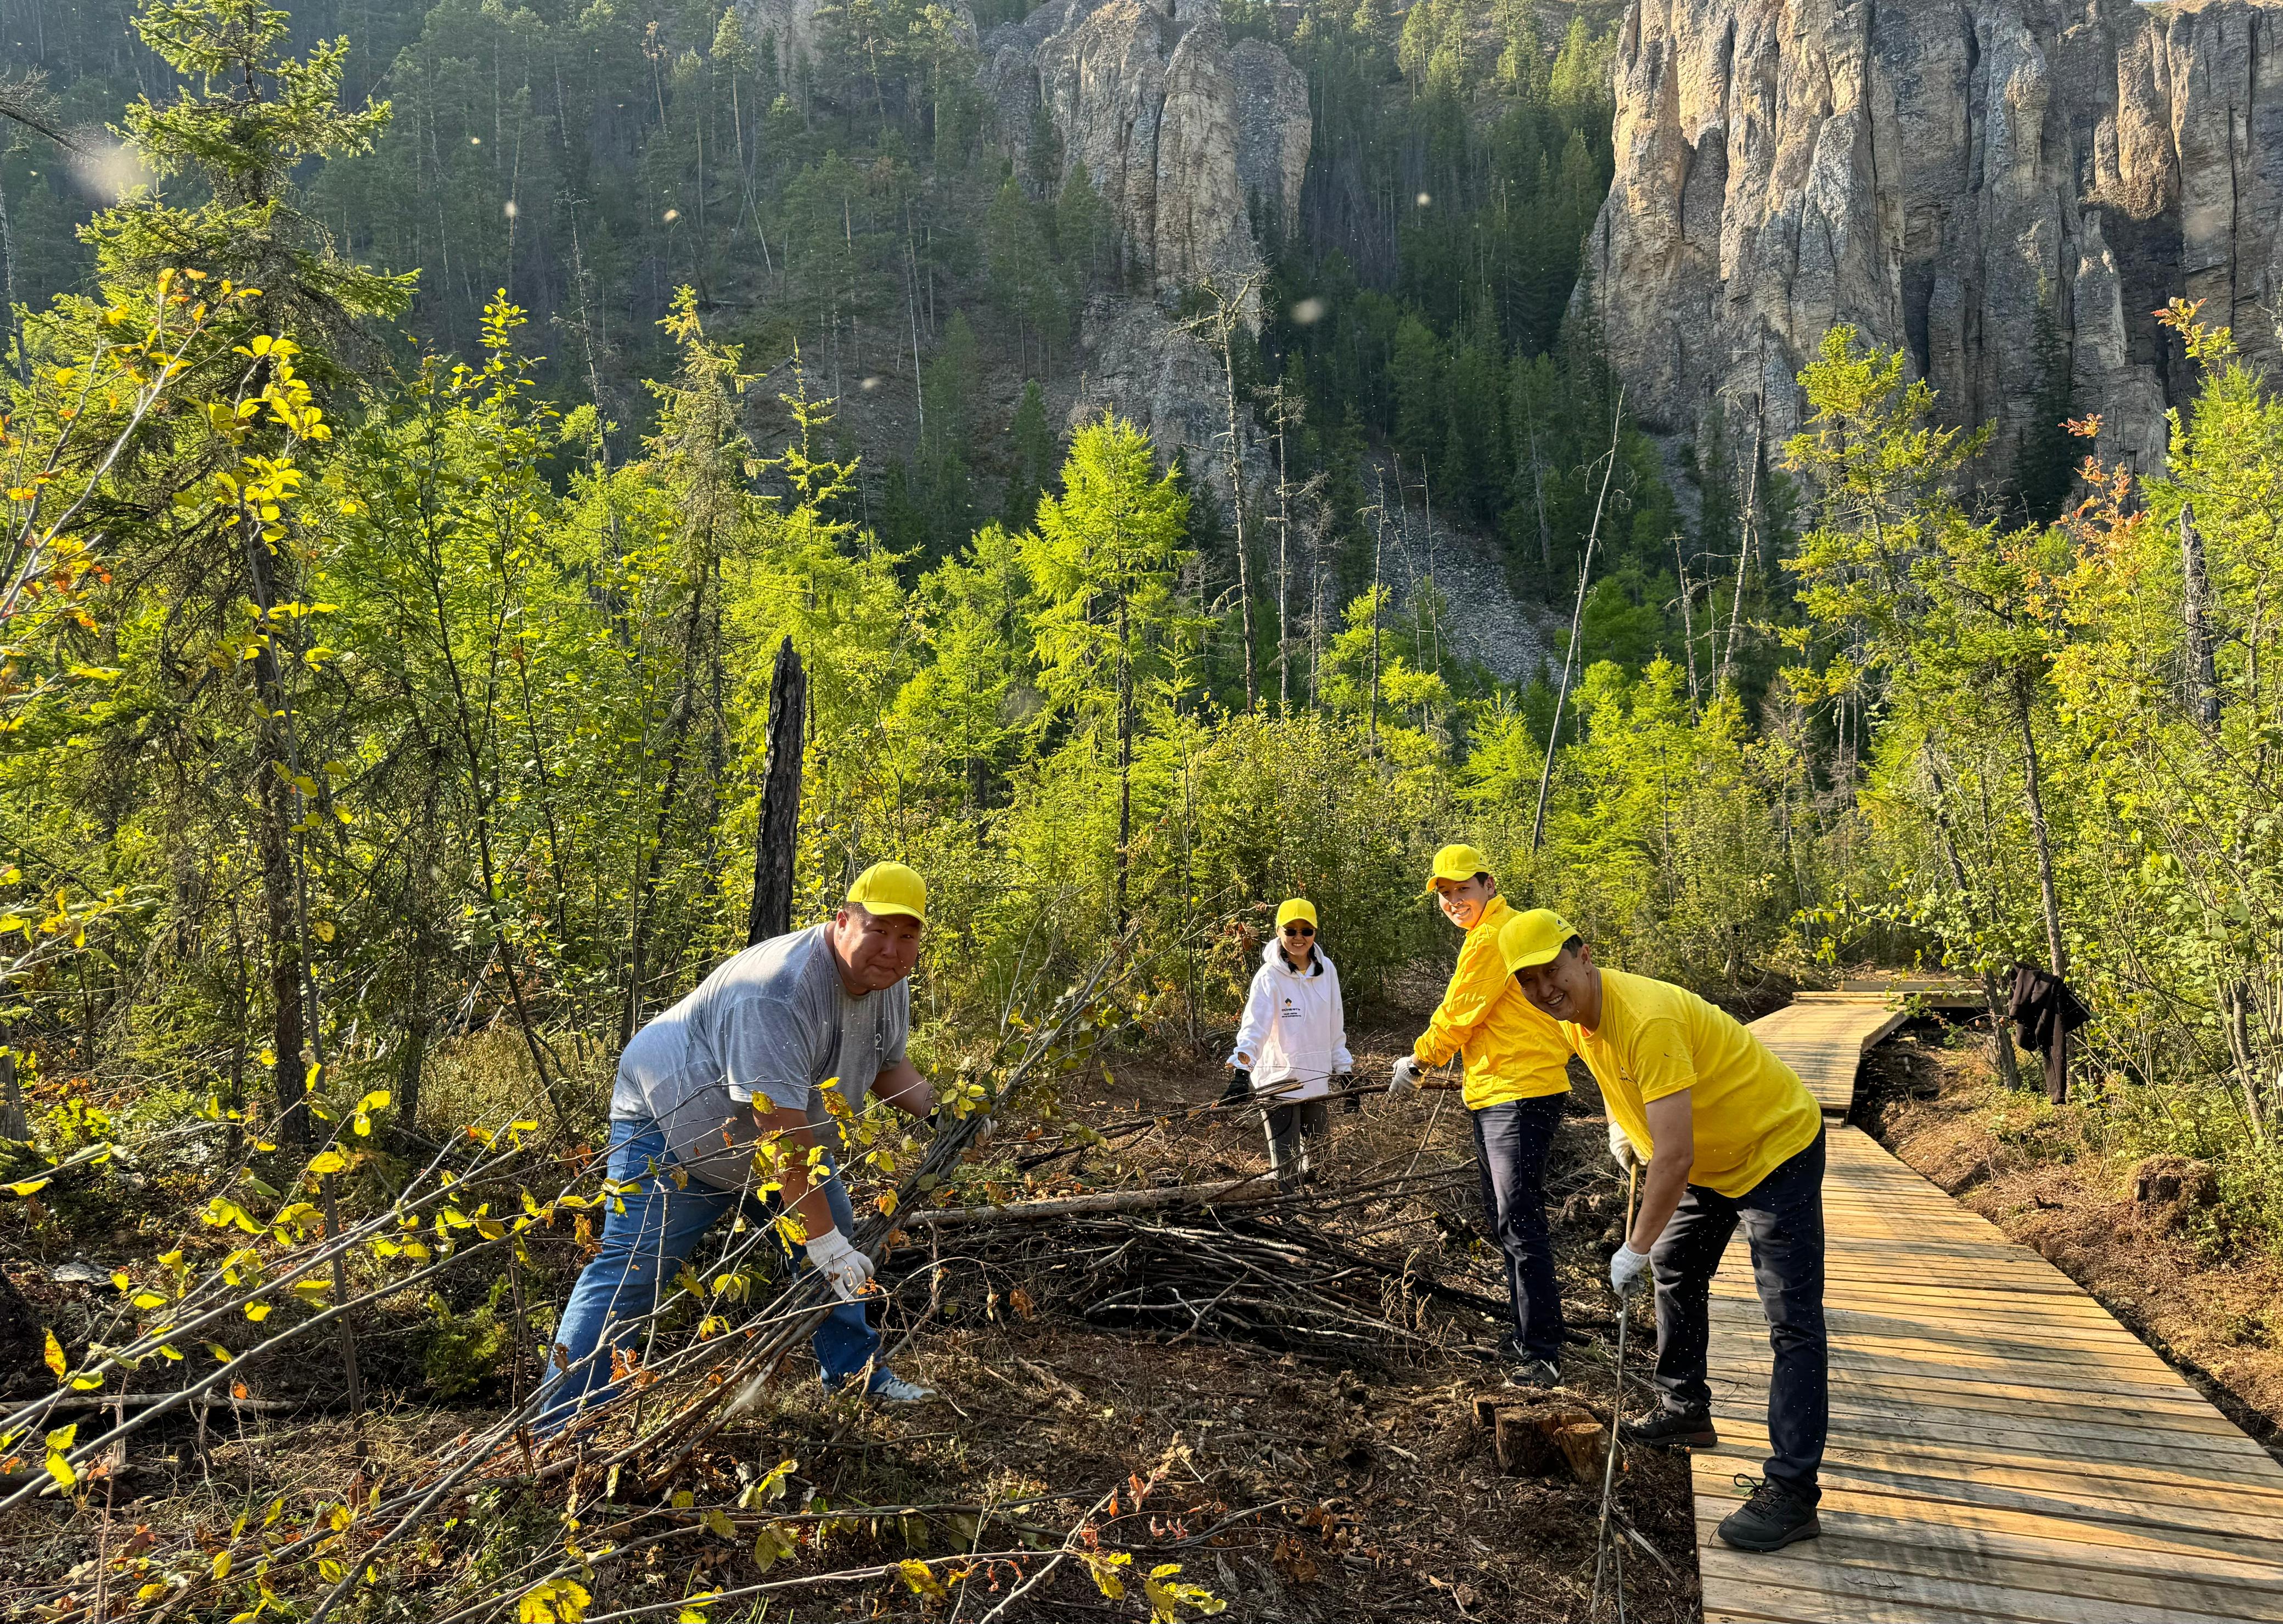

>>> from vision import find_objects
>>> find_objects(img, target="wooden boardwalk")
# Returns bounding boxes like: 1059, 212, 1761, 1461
1684, 996, 2283, 1623
1742, 997, 1910, 1115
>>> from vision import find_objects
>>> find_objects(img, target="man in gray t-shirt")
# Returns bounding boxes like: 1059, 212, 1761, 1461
538, 862, 938, 1430
611, 920, 912, 1187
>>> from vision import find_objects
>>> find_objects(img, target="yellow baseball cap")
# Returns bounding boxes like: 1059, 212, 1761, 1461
1499, 907, 1578, 972
847, 861, 927, 924
1424, 843, 1492, 894
1275, 898, 1318, 930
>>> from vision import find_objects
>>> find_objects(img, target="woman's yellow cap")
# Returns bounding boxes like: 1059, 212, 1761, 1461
1275, 898, 1318, 930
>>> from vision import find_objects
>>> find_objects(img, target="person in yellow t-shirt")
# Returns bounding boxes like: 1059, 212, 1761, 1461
1502, 907, 1828, 1556
1387, 845, 1575, 1386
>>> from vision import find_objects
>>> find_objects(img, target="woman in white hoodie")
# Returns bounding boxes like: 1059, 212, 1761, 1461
1222, 898, 1354, 1186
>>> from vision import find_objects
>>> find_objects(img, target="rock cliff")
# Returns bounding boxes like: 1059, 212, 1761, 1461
1585, 0, 2283, 483
980, 0, 1309, 477
982, 0, 1309, 296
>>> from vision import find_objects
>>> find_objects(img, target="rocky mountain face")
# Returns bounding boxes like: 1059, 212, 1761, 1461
980, 0, 1309, 465
1586, 0, 2283, 483
983, 0, 1308, 295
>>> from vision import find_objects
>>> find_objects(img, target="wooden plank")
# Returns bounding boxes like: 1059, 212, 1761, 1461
1682, 1015, 2283, 1624
1696, 1500, 2283, 1605
1689, 1505, 2283, 1615
1701, 1417, 2283, 1516
1697, 1559, 2283, 1624
1699, 1450, 2283, 1547
1702, 1394, 2280, 1473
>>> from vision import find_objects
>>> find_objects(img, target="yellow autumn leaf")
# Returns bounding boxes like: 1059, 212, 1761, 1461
1082, 1550, 1132, 1600
43, 1423, 76, 1490
42, 1328, 65, 1380
307, 1150, 347, 1176
517, 1578, 591, 1623
244, 1303, 272, 1322
895, 1560, 947, 1599
213, 1550, 232, 1580
8, 1177, 49, 1197
1143, 1562, 1225, 1622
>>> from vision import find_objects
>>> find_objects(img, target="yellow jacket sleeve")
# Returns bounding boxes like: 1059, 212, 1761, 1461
1413, 898, 1572, 1106
1414, 922, 1509, 1069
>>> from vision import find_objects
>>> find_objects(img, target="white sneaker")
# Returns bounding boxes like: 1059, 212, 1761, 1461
868, 1370, 936, 1404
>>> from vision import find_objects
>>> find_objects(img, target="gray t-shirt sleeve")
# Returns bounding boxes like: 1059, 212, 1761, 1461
718, 993, 821, 1113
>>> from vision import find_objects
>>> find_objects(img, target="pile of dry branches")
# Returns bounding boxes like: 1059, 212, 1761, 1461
891, 1165, 1509, 1371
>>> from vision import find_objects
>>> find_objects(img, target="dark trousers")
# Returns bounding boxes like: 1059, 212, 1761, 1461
1264, 1098, 1328, 1180
1470, 1094, 1566, 1363
1649, 1125, 1829, 1501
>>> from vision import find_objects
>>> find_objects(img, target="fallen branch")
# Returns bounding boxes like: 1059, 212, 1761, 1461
899, 1174, 1277, 1228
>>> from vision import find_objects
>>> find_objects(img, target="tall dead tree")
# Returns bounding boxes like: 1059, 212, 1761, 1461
2180, 502, 2221, 727
1180, 274, 1266, 710
747, 637, 807, 946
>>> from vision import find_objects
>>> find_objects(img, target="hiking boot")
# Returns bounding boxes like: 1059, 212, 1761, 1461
1716, 1475, 1820, 1551
1502, 1356, 1562, 1390
867, 1369, 937, 1405
1619, 1405, 1718, 1450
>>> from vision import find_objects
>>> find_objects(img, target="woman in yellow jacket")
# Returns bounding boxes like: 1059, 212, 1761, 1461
1389, 844, 1576, 1385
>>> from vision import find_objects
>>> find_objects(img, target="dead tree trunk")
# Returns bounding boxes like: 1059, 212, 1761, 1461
1922, 746, 2023, 1090
2180, 502, 2221, 727
747, 637, 807, 946
2014, 681, 2068, 982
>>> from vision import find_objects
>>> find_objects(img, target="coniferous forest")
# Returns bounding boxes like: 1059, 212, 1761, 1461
1, 0, 2281, 1616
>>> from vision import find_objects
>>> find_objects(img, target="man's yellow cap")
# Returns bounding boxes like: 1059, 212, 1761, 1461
847, 861, 927, 924
1499, 907, 1578, 972
1424, 843, 1492, 894
1275, 898, 1318, 930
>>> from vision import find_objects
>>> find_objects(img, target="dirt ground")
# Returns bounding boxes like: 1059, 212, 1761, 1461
0, 984, 1703, 1622
1853, 1023, 2283, 1463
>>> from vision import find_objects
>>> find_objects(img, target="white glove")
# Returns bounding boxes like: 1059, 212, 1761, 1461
1609, 1243, 1652, 1300
803, 1228, 875, 1302
1388, 1056, 1424, 1099
1608, 1119, 1643, 1175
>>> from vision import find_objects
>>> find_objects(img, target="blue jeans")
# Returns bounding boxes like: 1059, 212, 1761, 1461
1471, 1093, 1567, 1363
535, 1118, 884, 1433
1649, 1125, 1828, 1501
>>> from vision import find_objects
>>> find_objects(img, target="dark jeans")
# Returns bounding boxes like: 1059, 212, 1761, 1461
1264, 1098, 1328, 1180
1471, 1094, 1566, 1363
1649, 1125, 1828, 1501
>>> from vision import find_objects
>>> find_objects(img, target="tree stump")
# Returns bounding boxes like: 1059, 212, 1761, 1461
1476, 1395, 1611, 1482
2132, 1155, 2217, 1230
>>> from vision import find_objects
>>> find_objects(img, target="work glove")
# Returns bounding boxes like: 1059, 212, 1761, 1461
1220, 1068, 1252, 1106
927, 1109, 998, 1149
1388, 1056, 1424, 1100
804, 1228, 875, 1302
1609, 1242, 1652, 1301
1336, 1074, 1359, 1114
1608, 1118, 1643, 1175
